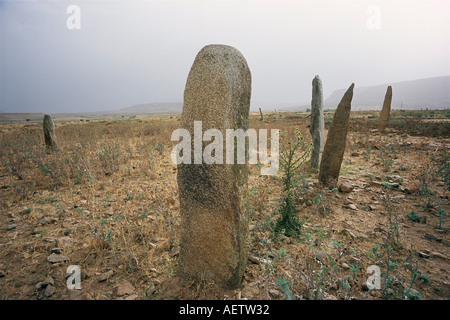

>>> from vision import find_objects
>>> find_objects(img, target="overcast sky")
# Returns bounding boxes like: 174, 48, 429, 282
1, 0, 449, 113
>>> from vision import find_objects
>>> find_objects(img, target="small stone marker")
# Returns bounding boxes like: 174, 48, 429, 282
177, 44, 251, 288
378, 86, 392, 131
319, 83, 354, 186
310, 75, 324, 169
43, 114, 58, 152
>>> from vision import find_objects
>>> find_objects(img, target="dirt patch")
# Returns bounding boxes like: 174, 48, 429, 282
0, 111, 449, 300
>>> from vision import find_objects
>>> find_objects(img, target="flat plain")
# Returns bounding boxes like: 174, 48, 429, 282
0, 109, 449, 300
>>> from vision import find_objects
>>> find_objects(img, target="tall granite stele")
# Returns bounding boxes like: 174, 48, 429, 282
310, 75, 324, 169
318, 83, 354, 187
43, 114, 58, 153
378, 86, 393, 131
177, 44, 251, 288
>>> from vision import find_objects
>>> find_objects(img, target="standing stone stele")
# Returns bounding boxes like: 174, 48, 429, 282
43, 114, 58, 152
310, 75, 324, 169
378, 86, 392, 131
177, 44, 251, 288
318, 83, 354, 186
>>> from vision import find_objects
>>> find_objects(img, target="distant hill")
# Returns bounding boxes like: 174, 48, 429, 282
2, 76, 448, 123
118, 102, 182, 114
324, 76, 450, 110
0, 113, 46, 122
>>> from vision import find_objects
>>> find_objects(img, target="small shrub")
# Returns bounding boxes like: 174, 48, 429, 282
408, 211, 420, 222
273, 129, 311, 238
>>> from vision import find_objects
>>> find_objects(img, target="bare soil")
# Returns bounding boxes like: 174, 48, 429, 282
0, 110, 449, 300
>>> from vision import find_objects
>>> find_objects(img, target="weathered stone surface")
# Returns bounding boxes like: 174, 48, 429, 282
98, 270, 114, 282
319, 83, 354, 186
38, 216, 51, 225
338, 181, 354, 193
6, 224, 17, 231
41, 277, 55, 287
57, 236, 73, 248
43, 114, 58, 152
116, 280, 135, 296
378, 86, 392, 131
241, 282, 260, 299
310, 75, 324, 168
47, 253, 69, 263
424, 232, 442, 242
43, 284, 56, 298
50, 248, 63, 254
177, 44, 251, 288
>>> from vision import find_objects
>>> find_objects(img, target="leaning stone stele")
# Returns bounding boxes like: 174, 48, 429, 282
318, 83, 354, 186
43, 114, 58, 152
310, 75, 324, 169
378, 86, 392, 131
177, 44, 251, 288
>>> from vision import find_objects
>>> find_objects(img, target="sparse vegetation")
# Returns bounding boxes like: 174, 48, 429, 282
273, 129, 311, 238
0, 110, 448, 300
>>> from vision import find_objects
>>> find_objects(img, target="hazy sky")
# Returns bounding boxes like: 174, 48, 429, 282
1, 0, 449, 113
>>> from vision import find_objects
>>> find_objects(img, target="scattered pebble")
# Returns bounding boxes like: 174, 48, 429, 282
6, 224, 17, 231
98, 270, 114, 282
44, 285, 56, 298
37, 217, 51, 225
424, 232, 442, 242
50, 248, 64, 254
339, 182, 354, 193
47, 253, 69, 264
116, 280, 135, 297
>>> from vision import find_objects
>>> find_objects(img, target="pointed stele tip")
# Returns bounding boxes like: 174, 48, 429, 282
313, 75, 321, 85
345, 83, 355, 94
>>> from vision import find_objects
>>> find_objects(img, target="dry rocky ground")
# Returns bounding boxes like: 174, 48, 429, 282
0, 110, 449, 300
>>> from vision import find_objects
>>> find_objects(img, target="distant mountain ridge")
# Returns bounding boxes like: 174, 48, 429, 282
324, 76, 450, 110
118, 102, 182, 114
118, 76, 449, 114
3, 76, 446, 119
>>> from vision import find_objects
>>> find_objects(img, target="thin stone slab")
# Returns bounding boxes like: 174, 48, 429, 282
177, 44, 251, 288
310, 75, 324, 169
378, 86, 392, 131
43, 114, 58, 152
319, 83, 354, 186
